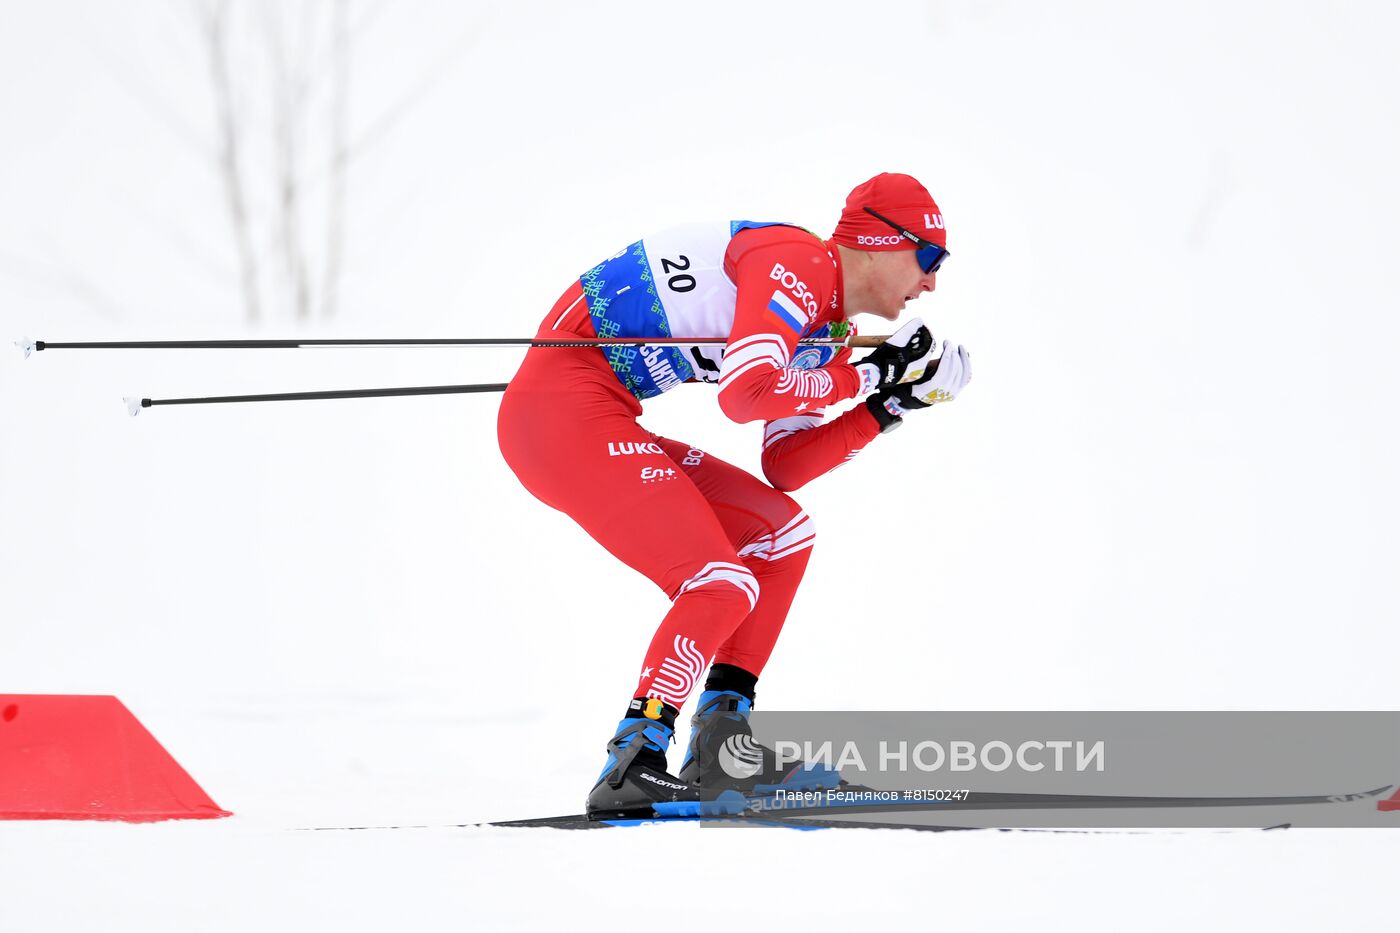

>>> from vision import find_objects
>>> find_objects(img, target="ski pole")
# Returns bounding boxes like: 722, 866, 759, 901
122, 383, 509, 416
14, 333, 895, 416
17, 334, 887, 357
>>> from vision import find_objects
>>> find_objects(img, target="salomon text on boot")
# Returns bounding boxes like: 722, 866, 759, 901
586, 698, 746, 820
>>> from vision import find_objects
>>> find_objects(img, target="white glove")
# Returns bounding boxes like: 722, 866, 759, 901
902, 340, 971, 407
866, 341, 971, 430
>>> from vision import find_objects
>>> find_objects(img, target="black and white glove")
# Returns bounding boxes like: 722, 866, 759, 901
854, 318, 935, 393
865, 341, 971, 433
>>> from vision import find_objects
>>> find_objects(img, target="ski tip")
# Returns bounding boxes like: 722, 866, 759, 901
123, 397, 146, 418
15, 337, 36, 360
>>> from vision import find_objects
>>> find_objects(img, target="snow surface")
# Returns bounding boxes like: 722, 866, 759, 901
3, 1, 1399, 930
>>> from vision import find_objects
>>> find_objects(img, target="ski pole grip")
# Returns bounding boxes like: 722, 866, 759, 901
848, 336, 886, 348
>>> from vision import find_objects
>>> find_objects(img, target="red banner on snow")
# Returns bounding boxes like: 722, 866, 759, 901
0, 694, 231, 822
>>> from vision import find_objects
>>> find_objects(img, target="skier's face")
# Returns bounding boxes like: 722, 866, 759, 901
867, 249, 938, 321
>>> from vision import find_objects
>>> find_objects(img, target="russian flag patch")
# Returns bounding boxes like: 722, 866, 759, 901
767, 290, 806, 334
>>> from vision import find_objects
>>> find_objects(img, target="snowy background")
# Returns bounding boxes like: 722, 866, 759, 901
3, 0, 1398, 929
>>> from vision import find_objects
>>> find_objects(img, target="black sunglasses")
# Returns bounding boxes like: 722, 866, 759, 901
862, 206, 950, 274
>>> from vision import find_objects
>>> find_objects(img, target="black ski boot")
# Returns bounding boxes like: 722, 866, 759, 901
678, 689, 842, 792
585, 702, 746, 820
677, 689, 770, 789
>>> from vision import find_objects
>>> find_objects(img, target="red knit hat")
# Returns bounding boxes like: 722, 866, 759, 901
831, 173, 946, 251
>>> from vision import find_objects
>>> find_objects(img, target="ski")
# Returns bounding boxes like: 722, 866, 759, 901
490, 813, 976, 832
486, 813, 1292, 834
300, 813, 978, 833
493, 783, 1392, 828
296, 783, 1390, 832
299, 811, 1292, 834
730, 783, 1394, 817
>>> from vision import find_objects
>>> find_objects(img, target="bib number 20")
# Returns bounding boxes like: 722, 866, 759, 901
660, 255, 696, 294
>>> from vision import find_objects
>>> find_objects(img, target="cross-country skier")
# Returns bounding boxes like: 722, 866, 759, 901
497, 173, 972, 817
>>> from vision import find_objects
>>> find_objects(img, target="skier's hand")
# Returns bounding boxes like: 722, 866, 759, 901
864, 341, 971, 432
854, 318, 934, 393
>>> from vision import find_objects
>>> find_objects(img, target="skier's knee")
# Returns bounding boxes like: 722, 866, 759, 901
741, 505, 816, 564
674, 561, 760, 618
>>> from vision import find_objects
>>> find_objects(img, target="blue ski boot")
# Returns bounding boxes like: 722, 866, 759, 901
585, 699, 746, 820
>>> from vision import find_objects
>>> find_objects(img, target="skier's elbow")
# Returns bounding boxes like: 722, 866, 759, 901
717, 386, 763, 425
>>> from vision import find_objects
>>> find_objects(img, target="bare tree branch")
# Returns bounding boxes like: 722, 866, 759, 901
320, 0, 350, 319
262, 0, 312, 321
198, 0, 262, 324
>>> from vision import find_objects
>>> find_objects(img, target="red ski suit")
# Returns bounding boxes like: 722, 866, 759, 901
497, 224, 883, 710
